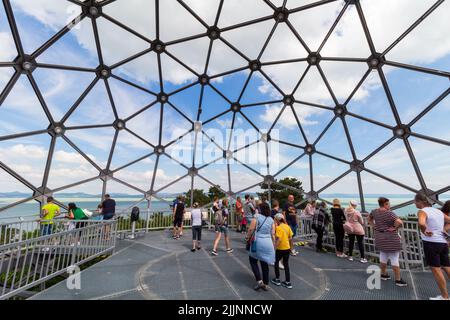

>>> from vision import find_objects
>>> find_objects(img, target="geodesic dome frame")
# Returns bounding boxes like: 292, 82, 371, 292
0, 0, 449, 213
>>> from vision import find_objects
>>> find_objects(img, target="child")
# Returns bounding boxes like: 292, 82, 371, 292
271, 213, 293, 289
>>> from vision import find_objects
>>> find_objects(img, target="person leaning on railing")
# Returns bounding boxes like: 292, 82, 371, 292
39, 196, 61, 236
368, 197, 407, 287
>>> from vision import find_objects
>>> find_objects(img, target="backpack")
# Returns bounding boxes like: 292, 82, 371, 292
131, 206, 140, 222
214, 209, 224, 226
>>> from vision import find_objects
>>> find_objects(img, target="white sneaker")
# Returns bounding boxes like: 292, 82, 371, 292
348, 256, 354, 261
429, 295, 449, 300
360, 258, 368, 264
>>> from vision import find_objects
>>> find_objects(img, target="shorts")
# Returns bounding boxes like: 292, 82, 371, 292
103, 213, 114, 220
423, 240, 450, 268
215, 225, 229, 236
173, 216, 183, 228
192, 226, 202, 241
379, 251, 400, 267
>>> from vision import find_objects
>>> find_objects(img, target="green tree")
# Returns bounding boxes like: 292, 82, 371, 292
258, 177, 304, 207
208, 185, 226, 202
185, 189, 210, 207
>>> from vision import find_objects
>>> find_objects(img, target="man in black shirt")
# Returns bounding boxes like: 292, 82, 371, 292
283, 195, 298, 256
101, 194, 116, 220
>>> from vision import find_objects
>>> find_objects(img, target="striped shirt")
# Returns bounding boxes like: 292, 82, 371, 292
369, 209, 402, 252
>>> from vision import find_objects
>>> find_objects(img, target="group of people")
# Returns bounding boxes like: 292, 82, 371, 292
39, 194, 117, 237
175, 191, 450, 300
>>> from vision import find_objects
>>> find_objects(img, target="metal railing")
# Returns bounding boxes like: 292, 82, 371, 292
296, 216, 425, 270
0, 220, 117, 300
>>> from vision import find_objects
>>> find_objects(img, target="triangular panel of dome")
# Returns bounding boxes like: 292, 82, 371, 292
346, 71, 397, 126
161, 104, 194, 145
202, 108, 233, 142
319, 172, 360, 200
320, 61, 369, 104
10, 0, 82, 54
64, 127, 116, 169
260, 23, 308, 62
292, 103, 335, 144
360, 0, 437, 53
386, 0, 450, 70
268, 104, 308, 147
320, 4, 371, 58
0, 167, 34, 205
316, 119, 353, 161
65, 80, 116, 127
97, 17, 151, 67
295, 66, 334, 106
36, 18, 99, 69
229, 162, 264, 194
54, 179, 104, 204
384, 66, 450, 124
32, 67, 96, 121
240, 103, 281, 136
228, 111, 263, 149
233, 141, 268, 176
0, 133, 50, 187
160, 0, 206, 43
0, 75, 50, 137
221, 19, 275, 59
182, 0, 221, 26
152, 156, 190, 193
346, 116, 394, 160
218, 0, 274, 28
194, 131, 224, 168
113, 155, 157, 192
411, 94, 450, 142
208, 39, 249, 75
196, 163, 229, 192
110, 129, 155, 171
167, 83, 201, 121
408, 137, 450, 191
206, 70, 249, 107
364, 139, 421, 190
126, 103, 161, 146
105, 179, 145, 198
164, 131, 195, 168
108, 76, 156, 119
360, 171, 415, 209
262, 61, 308, 95
273, 156, 311, 193
103, 0, 156, 40
168, 37, 210, 75
289, 0, 344, 51
240, 72, 283, 105
0, 3, 17, 61
160, 53, 198, 92
47, 137, 100, 190
311, 153, 351, 192
269, 140, 306, 176
114, 51, 160, 92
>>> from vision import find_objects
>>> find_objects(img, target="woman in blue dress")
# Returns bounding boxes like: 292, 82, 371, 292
246, 201, 275, 291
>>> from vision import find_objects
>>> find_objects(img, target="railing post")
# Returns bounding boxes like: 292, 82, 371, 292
145, 197, 152, 232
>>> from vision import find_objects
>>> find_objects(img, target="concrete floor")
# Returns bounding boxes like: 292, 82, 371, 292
30, 229, 447, 300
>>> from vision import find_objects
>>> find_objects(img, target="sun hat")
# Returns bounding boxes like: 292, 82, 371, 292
349, 200, 358, 207
274, 213, 285, 221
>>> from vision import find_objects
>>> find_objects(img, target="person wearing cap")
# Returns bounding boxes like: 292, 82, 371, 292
191, 202, 203, 252
271, 213, 293, 289
344, 200, 367, 263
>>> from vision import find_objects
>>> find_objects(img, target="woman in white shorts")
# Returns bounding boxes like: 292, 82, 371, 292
369, 197, 408, 287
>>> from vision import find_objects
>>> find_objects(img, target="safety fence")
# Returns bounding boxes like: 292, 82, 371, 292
0, 219, 116, 300
296, 216, 425, 270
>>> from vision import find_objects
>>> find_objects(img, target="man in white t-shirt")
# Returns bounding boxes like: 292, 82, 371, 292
415, 193, 450, 300
191, 202, 203, 252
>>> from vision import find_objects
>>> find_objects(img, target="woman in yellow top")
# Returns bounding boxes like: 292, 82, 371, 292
271, 213, 293, 289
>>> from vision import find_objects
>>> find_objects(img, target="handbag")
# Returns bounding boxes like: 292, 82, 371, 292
246, 215, 268, 252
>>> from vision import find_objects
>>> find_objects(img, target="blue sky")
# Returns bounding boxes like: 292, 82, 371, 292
0, 0, 449, 208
